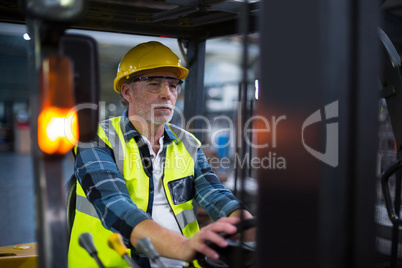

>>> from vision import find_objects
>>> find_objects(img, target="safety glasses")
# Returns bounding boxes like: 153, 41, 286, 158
131, 76, 183, 94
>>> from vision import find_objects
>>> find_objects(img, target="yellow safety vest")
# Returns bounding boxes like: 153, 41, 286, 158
68, 116, 201, 267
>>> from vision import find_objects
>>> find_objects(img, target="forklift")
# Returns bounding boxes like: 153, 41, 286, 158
0, 0, 396, 267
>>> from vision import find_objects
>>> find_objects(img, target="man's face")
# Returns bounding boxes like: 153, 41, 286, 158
128, 68, 179, 126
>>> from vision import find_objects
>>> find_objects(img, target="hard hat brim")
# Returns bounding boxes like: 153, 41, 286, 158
113, 65, 189, 93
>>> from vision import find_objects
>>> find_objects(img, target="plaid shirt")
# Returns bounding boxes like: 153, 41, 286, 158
74, 110, 242, 246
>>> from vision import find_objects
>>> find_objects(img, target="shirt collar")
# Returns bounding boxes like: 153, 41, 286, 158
120, 110, 178, 144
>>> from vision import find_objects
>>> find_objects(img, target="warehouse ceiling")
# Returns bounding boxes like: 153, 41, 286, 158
0, 0, 259, 40
0, 0, 402, 105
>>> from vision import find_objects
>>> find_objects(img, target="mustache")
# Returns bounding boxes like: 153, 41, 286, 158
151, 103, 174, 110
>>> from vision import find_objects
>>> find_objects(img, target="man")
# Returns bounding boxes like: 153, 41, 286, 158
68, 41, 253, 268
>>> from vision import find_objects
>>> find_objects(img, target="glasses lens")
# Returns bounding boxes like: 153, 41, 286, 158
166, 78, 182, 94
137, 77, 182, 94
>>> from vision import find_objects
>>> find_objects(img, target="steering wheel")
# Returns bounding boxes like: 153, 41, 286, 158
197, 218, 256, 268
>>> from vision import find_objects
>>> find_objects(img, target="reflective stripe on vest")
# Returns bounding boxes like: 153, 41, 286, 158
76, 194, 98, 218
176, 209, 198, 229
99, 119, 125, 175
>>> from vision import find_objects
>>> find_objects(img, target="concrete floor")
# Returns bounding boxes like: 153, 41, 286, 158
0, 151, 74, 247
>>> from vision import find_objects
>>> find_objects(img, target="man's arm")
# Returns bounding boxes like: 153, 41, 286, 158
194, 148, 250, 220
194, 148, 255, 241
128, 210, 255, 262
75, 144, 151, 245
129, 217, 240, 262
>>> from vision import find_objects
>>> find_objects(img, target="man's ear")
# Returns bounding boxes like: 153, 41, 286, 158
120, 84, 132, 103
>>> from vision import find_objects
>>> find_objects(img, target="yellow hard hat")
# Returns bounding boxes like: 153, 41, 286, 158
113, 41, 189, 93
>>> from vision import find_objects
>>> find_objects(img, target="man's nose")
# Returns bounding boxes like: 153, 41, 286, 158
159, 83, 172, 98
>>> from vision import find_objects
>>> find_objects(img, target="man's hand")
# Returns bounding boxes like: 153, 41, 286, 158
229, 209, 255, 242
130, 217, 240, 263
178, 217, 240, 262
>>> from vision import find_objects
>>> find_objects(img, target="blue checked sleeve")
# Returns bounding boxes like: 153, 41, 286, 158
194, 148, 243, 221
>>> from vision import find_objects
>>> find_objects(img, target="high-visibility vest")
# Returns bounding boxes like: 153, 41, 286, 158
68, 116, 201, 267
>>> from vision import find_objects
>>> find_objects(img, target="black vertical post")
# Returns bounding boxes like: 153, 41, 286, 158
183, 39, 206, 141
26, 18, 45, 268
257, 0, 380, 267
256, 2, 322, 266
391, 169, 402, 267
235, 2, 250, 267
26, 18, 69, 268
233, 83, 242, 197
248, 99, 254, 179
341, 1, 379, 267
